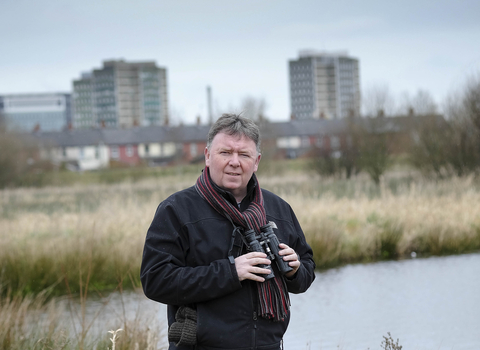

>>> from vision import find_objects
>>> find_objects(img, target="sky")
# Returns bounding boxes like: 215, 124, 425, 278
1, 0, 480, 124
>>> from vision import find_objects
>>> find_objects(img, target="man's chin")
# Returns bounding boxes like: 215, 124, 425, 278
221, 182, 243, 193
224, 184, 241, 192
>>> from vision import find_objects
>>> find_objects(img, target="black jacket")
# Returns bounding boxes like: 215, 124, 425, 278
141, 183, 316, 350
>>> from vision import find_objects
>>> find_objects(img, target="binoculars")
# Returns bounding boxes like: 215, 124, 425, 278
243, 224, 293, 280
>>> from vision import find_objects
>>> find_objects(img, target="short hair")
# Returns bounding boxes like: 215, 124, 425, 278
207, 114, 261, 153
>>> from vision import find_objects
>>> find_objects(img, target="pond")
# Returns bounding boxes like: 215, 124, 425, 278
80, 253, 480, 349
284, 252, 480, 349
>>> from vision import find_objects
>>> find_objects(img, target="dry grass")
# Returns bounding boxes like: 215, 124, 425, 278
0, 176, 194, 296
0, 288, 166, 350
280, 173, 480, 268
0, 168, 478, 349
1, 170, 479, 297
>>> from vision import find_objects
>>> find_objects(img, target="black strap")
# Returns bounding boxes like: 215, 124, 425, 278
227, 225, 244, 264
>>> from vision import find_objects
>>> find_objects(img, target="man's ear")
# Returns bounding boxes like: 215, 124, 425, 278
204, 147, 210, 167
254, 153, 261, 172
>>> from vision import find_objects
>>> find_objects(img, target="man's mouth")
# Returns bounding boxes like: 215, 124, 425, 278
226, 172, 240, 176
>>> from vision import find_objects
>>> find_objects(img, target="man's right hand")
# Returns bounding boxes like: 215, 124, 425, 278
234, 252, 271, 282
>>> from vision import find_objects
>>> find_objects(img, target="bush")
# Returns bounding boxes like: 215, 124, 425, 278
0, 128, 53, 188
409, 74, 480, 178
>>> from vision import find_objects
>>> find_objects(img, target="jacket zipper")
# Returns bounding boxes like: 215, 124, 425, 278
250, 281, 258, 349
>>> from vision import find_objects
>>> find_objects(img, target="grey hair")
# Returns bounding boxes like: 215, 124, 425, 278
207, 113, 261, 153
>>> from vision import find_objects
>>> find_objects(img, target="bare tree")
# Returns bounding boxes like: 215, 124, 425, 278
409, 73, 480, 178
357, 117, 390, 185
409, 116, 450, 178
240, 96, 268, 122
362, 83, 396, 117
460, 74, 480, 134
0, 125, 52, 188
444, 74, 480, 176
398, 89, 438, 115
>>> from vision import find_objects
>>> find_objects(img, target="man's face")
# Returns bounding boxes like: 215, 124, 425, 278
205, 132, 261, 202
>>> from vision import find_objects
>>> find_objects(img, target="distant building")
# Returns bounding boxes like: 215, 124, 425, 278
29, 114, 445, 171
0, 93, 71, 132
289, 50, 360, 120
72, 59, 168, 129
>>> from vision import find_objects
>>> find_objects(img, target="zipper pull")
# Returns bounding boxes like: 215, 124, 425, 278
253, 311, 258, 320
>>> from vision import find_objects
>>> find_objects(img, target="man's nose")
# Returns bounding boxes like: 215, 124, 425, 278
229, 153, 240, 166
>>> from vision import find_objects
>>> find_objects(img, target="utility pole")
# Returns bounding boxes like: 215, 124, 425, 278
207, 86, 213, 125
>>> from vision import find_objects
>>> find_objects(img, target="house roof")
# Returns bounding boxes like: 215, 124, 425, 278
355, 114, 446, 133
25, 114, 446, 148
270, 119, 347, 138
32, 129, 104, 147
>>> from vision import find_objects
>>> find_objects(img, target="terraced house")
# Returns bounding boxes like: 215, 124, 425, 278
29, 114, 441, 172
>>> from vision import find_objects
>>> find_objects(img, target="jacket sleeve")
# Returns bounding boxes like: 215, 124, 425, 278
140, 200, 242, 306
284, 206, 316, 294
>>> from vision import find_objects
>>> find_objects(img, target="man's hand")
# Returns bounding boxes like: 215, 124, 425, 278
278, 243, 301, 278
235, 252, 272, 282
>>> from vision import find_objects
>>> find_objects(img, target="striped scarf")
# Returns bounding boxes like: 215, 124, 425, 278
195, 167, 290, 321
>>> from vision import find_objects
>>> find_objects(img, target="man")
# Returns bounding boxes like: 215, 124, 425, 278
141, 114, 316, 350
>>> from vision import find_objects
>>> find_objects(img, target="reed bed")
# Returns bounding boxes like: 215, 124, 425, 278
1, 170, 479, 298
0, 168, 478, 349
0, 288, 165, 350
283, 174, 480, 268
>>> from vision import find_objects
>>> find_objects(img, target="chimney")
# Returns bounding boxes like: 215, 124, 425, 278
377, 109, 385, 118
196, 115, 201, 125
408, 107, 415, 116
290, 113, 296, 121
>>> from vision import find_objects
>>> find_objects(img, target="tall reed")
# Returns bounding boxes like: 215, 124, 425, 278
1, 170, 479, 296
0, 288, 166, 350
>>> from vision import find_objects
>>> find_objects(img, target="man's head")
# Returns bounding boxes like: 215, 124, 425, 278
205, 114, 262, 202
207, 114, 261, 154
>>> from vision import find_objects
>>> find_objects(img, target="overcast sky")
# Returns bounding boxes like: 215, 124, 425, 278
1, 0, 479, 124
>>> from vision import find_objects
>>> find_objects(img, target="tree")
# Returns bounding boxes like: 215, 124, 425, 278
0, 120, 52, 188
443, 74, 480, 176
409, 74, 480, 178
398, 89, 438, 115
357, 117, 390, 185
341, 116, 362, 179
309, 147, 342, 178
239, 96, 268, 123
362, 83, 396, 117
409, 116, 450, 178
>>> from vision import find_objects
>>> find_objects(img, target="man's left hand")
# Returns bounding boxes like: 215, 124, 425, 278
278, 243, 301, 278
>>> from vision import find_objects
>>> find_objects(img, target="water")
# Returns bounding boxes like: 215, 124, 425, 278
285, 253, 480, 350
82, 253, 480, 349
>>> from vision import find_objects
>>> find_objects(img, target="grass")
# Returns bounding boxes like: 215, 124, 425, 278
3, 160, 447, 349
287, 173, 480, 268
0, 288, 165, 350
0, 161, 480, 297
